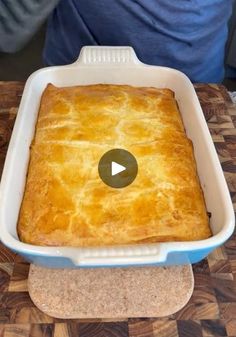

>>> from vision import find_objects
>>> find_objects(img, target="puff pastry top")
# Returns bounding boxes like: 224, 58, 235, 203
17, 84, 211, 247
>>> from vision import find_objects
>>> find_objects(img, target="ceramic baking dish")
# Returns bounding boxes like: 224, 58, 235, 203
0, 46, 234, 268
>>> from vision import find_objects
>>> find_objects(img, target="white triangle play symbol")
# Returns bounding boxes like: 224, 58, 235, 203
111, 161, 126, 176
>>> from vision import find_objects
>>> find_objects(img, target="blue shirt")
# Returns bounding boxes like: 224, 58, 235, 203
43, 0, 232, 82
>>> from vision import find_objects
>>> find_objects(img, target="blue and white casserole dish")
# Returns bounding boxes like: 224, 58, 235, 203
0, 46, 234, 268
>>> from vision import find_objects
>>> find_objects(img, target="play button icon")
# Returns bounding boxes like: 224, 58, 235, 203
98, 149, 138, 188
111, 162, 126, 176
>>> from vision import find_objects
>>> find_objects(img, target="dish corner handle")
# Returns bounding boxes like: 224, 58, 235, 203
74, 46, 141, 66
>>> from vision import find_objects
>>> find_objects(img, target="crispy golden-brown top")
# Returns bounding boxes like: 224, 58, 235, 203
17, 84, 211, 246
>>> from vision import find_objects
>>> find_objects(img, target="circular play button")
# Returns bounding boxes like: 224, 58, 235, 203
98, 149, 138, 188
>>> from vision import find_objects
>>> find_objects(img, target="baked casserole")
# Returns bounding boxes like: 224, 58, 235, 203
17, 84, 211, 246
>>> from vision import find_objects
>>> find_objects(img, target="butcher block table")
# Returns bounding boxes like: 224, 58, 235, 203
0, 82, 236, 337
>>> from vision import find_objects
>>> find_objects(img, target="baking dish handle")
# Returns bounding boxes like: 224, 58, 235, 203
69, 246, 168, 267
74, 46, 141, 66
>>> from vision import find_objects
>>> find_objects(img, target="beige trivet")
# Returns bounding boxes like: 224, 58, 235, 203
28, 264, 194, 319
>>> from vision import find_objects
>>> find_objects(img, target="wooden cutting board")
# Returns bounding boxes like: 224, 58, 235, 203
0, 82, 236, 337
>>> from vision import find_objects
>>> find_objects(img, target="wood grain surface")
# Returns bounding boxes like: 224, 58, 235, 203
0, 82, 236, 337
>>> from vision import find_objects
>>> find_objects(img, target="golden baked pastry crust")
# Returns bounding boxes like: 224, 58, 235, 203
17, 84, 211, 246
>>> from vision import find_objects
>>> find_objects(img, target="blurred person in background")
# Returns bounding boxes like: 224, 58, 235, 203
0, 0, 234, 83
